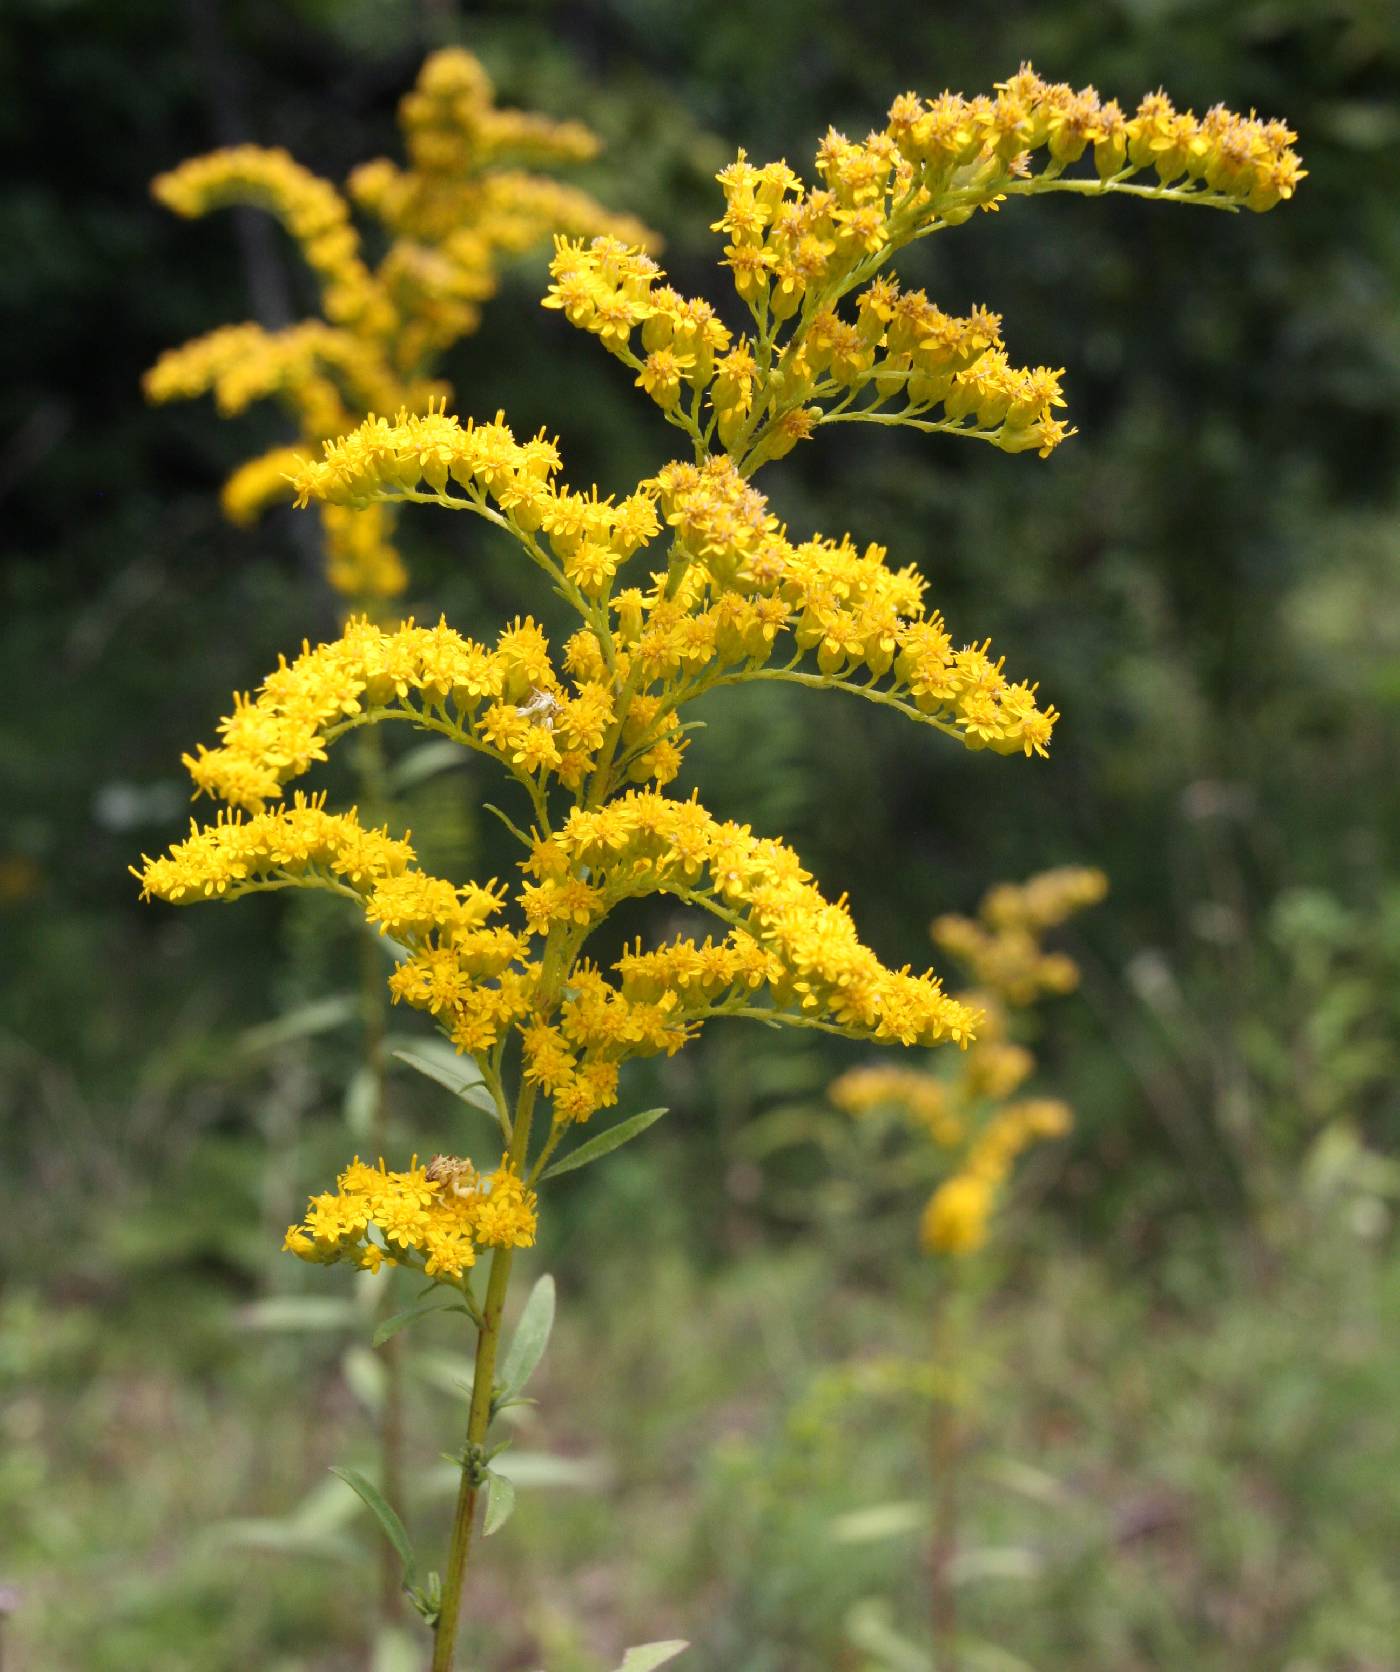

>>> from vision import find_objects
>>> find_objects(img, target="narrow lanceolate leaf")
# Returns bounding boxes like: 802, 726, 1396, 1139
238, 1295, 357, 1332
614, 1643, 689, 1671
343, 1063, 379, 1140
389, 738, 466, 793
329, 1466, 417, 1584
482, 1471, 516, 1537
372, 1291, 472, 1349
238, 993, 358, 1055
541, 1108, 669, 1180
498, 1274, 555, 1398
391, 1043, 499, 1118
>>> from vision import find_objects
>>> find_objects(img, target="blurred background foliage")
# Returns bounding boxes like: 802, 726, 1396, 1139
2, 0, 1398, 1667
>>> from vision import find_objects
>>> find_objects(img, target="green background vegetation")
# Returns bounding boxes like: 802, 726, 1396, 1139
2, 1, 1397, 1667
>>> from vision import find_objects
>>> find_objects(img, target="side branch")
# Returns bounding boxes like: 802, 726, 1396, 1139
706, 667, 967, 742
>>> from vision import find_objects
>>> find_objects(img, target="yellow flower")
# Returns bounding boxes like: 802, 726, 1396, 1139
921, 1174, 994, 1255
146, 50, 658, 602
283, 1153, 536, 1279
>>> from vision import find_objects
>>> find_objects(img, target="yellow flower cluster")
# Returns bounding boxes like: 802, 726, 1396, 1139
175, 610, 628, 811
132, 791, 413, 905
920, 1100, 1071, 1255
932, 865, 1108, 1004
395, 46, 600, 176
545, 236, 1069, 463
139, 71, 1294, 1275
290, 413, 1056, 761
395, 793, 979, 1118
831, 867, 1105, 1256
829, 1064, 965, 1146
537, 788, 980, 1046
284, 1154, 537, 1278
220, 447, 308, 528
542, 67, 1298, 477
349, 47, 653, 370
152, 145, 387, 333
137, 785, 979, 1129
886, 69, 1304, 210
145, 48, 654, 602
145, 321, 417, 438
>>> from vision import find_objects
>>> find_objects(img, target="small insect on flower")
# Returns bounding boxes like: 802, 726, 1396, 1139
515, 687, 562, 729
425, 1154, 478, 1198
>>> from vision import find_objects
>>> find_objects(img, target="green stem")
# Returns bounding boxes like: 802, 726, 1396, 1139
432, 952, 555, 1667
1002, 174, 1241, 213
430, 1239, 517, 1672
706, 666, 965, 742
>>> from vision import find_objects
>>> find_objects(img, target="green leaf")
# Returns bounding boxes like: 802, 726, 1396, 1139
237, 1296, 357, 1332
373, 1291, 472, 1348
342, 1344, 386, 1414
829, 1500, 926, 1543
390, 738, 467, 793
844, 1600, 927, 1672
237, 993, 358, 1055
344, 1063, 379, 1140
482, 1471, 516, 1536
371, 1623, 423, 1672
410, 1349, 476, 1400
210, 1516, 358, 1563
391, 1042, 499, 1118
329, 1465, 417, 1584
492, 1450, 609, 1490
499, 1273, 555, 1397
615, 1643, 689, 1671
542, 1108, 668, 1180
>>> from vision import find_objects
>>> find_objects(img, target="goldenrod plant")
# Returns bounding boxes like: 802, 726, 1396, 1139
144, 47, 653, 603
831, 867, 1104, 1667
135, 66, 1299, 1669
142, 49, 658, 1648
833, 865, 1108, 1255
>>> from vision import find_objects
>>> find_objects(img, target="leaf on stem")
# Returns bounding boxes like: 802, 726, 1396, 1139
237, 993, 358, 1055
343, 1063, 378, 1139
389, 738, 466, 793
482, 1470, 516, 1536
329, 1465, 417, 1585
391, 1041, 498, 1117
498, 1273, 555, 1398
614, 1644, 689, 1671
237, 1295, 357, 1332
372, 1290, 473, 1348
541, 1107, 669, 1180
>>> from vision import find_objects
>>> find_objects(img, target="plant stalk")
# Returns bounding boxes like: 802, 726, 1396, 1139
431, 1073, 541, 1669
430, 1242, 515, 1670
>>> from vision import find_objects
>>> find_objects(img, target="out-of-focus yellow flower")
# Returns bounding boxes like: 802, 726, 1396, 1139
836, 868, 1105, 1257
145, 49, 657, 606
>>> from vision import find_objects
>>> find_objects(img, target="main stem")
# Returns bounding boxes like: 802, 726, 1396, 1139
431, 1074, 541, 1671
430, 1240, 517, 1671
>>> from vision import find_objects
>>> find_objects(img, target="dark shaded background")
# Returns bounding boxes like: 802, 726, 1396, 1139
3, 3, 1398, 1668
